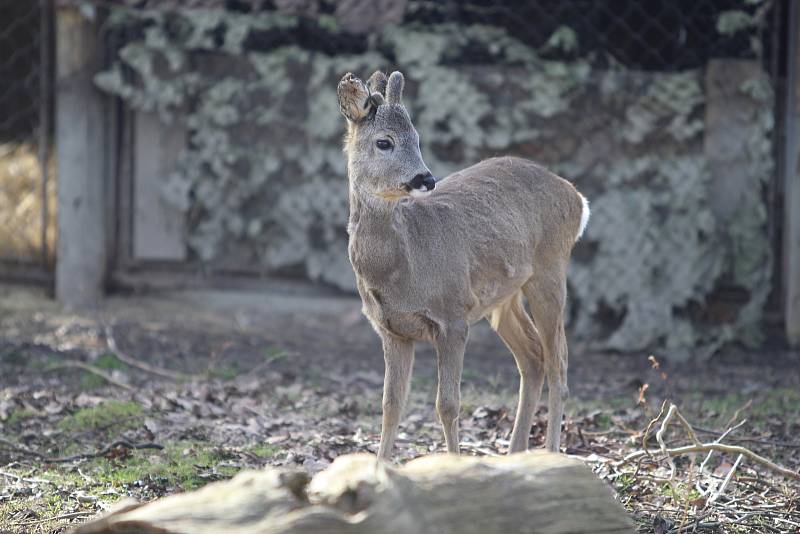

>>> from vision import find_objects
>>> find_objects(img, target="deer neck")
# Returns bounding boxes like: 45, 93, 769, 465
348, 182, 399, 235
347, 182, 411, 278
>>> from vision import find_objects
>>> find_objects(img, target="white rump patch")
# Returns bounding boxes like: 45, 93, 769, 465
576, 193, 590, 241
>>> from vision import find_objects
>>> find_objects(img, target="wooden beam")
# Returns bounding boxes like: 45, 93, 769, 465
132, 112, 187, 261
784, 1, 800, 345
54, 6, 107, 308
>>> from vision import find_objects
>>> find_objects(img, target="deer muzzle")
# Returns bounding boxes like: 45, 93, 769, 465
403, 173, 436, 193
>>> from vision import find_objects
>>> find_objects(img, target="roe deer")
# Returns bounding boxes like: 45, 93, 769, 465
337, 70, 590, 459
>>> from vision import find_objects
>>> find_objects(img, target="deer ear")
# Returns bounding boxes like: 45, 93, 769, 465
367, 70, 388, 96
337, 72, 374, 123
386, 71, 404, 105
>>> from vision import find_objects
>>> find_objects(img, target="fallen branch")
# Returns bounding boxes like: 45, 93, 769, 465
105, 325, 191, 381
45, 440, 164, 463
48, 360, 135, 392
626, 403, 800, 481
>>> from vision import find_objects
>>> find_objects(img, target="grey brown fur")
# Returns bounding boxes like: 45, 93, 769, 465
337, 71, 590, 459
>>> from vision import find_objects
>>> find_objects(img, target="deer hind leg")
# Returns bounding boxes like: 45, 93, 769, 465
378, 332, 415, 460
523, 264, 568, 453
488, 292, 545, 453
433, 322, 468, 454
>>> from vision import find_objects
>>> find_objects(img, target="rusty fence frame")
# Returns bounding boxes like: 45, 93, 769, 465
0, 0, 54, 285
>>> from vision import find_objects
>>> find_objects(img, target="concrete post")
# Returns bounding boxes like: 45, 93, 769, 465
55, 6, 107, 308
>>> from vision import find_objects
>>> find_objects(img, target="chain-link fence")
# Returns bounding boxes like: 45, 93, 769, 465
0, 0, 54, 276
45, 0, 790, 354
407, 0, 781, 71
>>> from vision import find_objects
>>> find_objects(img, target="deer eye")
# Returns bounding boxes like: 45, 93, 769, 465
375, 139, 393, 151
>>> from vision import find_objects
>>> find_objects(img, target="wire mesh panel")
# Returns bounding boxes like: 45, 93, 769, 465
93, 0, 783, 355
0, 0, 54, 274
405, 0, 780, 71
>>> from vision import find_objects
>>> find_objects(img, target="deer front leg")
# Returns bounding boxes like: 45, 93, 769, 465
434, 323, 468, 454
378, 333, 415, 460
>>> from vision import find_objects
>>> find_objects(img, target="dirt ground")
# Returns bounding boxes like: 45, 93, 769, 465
0, 281, 798, 533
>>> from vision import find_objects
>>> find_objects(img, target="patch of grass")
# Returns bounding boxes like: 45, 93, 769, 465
411, 374, 435, 392
79, 354, 129, 389
461, 368, 481, 382
659, 481, 702, 502
249, 443, 281, 458
5, 407, 36, 427
28, 354, 58, 373
567, 394, 636, 414
262, 346, 287, 363
0, 349, 26, 366
486, 371, 505, 392
0, 441, 242, 532
591, 411, 614, 429
685, 387, 800, 427
58, 400, 143, 433
616, 472, 636, 492
206, 366, 239, 380
89, 441, 240, 490
0, 476, 84, 534
307, 366, 324, 388
95, 353, 128, 371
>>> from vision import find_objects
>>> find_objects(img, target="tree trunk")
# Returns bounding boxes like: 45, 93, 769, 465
74, 451, 633, 534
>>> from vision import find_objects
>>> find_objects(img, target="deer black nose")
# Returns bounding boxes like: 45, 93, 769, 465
409, 173, 436, 192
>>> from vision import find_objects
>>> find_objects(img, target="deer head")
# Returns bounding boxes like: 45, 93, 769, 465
337, 71, 436, 199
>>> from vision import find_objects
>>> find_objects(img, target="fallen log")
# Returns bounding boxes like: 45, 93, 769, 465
73, 451, 632, 534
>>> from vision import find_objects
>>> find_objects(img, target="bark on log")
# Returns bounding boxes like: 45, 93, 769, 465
73, 452, 633, 534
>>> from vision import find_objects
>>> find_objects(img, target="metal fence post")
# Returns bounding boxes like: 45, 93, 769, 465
39, 0, 51, 269
783, 0, 800, 345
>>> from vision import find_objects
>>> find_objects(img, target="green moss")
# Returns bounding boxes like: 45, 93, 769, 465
58, 400, 144, 433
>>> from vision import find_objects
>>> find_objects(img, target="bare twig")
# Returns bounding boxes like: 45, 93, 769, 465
105, 325, 190, 381
709, 453, 743, 504
0, 470, 53, 485
670, 406, 701, 447
723, 399, 753, 431
48, 360, 135, 392
697, 419, 747, 496
0, 436, 44, 458
655, 404, 680, 482
10, 510, 95, 527
642, 398, 668, 457
45, 440, 163, 463
693, 427, 800, 448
